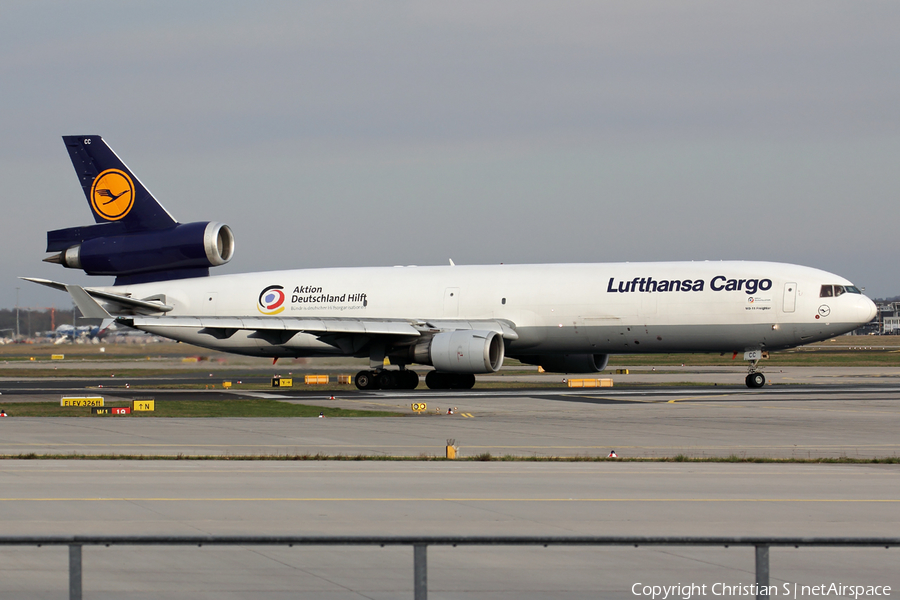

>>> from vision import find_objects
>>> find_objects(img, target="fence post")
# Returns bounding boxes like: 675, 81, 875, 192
414, 543, 427, 600
69, 544, 82, 600
755, 545, 769, 599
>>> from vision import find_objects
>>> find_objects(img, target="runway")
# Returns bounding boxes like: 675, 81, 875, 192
1, 372, 899, 597
1, 461, 898, 598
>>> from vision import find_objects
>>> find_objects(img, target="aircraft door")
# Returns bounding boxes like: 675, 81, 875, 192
783, 283, 796, 313
443, 288, 460, 317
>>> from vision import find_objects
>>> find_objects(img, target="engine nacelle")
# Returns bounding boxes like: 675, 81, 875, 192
516, 353, 610, 374
48, 221, 234, 282
413, 330, 505, 373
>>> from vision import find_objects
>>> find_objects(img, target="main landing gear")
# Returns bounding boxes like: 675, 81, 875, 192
424, 372, 476, 390
354, 370, 420, 390
353, 370, 477, 390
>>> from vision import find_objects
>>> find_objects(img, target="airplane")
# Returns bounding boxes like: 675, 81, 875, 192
50, 323, 103, 340
24, 135, 877, 390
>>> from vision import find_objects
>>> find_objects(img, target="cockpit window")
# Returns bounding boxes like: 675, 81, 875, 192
821, 284, 860, 297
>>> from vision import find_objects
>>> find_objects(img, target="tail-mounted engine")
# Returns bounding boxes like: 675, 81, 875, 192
45, 221, 234, 285
46, 135, 236, 285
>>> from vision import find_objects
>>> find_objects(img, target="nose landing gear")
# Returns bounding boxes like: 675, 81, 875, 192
745, 352, 766, 388
745, 371, 766, 388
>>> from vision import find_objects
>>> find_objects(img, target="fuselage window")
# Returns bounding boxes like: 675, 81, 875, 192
820, 285, 833, 297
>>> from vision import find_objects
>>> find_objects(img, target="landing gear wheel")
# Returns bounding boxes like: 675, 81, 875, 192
425, 372, 476, 390
745, 373, 765, 388
355, 370, 377, 390
402, 370, 419, 390
378, 370, 395, 390
450, 374, 476, 389
425, 371, 447, 390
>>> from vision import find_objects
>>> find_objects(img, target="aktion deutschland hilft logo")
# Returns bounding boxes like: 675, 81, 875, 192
90, 169, 135, 221
258, 285, 286, 315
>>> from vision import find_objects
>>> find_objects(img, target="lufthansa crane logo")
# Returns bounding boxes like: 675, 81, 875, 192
258, 285, 286, 315
90, 169, 135, 221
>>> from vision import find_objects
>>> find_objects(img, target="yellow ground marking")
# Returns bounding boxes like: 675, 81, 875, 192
278, 397, 404, 409
461, 413, 475, 418
651, 396, 899, 415
657, 401, 900, 416
0, 497, 896, 503
667, 394, 734, 403
574, 395, 643, 401
0, 468, 883, 477
2, 442, 899, 451
752, 405, 900, 415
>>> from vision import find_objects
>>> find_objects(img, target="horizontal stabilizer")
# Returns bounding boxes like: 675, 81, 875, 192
20, 277, 172, 313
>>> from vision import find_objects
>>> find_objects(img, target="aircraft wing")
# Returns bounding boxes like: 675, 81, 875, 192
55, 282, 519, 342
122, 315, 519, 340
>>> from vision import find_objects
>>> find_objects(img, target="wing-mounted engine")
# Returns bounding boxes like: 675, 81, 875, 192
45, 221, 234, 285
411, 329, 506, 373
515, 353, 610, 374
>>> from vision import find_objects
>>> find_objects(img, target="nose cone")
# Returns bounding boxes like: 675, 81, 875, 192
858, 295, 877, 324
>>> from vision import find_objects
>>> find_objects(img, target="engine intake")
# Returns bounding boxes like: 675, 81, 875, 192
516, 353, 610, 374
413, 330, 505, 373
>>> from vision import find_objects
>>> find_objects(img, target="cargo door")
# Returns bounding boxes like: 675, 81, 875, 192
782, 283, 796, 313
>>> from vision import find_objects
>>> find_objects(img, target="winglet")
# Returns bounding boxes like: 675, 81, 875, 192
65, 285, 114, 331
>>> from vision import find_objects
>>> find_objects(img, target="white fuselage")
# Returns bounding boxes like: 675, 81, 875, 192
102, 261, 877, 359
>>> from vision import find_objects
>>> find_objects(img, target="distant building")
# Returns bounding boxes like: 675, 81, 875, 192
875, 301, 900, 334
884, 316, 900, 334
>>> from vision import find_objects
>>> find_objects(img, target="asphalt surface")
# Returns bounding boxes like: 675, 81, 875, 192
1, 368, 898, 598
0, 461, 898, 599
1, 382, 900, 458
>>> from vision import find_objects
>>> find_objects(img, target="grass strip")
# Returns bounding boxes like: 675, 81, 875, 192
0, 399, 402, 418
0, 453, 897, 463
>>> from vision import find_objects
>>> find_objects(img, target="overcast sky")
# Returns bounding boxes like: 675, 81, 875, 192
2, 1, 898, 309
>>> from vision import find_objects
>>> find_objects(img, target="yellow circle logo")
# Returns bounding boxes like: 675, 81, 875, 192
90, 169, 135, 221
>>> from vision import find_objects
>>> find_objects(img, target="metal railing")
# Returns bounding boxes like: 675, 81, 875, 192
0, 535, 895, 600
